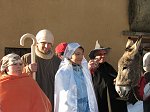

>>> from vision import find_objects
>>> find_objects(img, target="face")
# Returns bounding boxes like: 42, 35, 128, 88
115, 37, 142, 98
6, 62, 23, 76
37, 42, 52, 54
70, 47, 84, 65
94, 50, 107, 63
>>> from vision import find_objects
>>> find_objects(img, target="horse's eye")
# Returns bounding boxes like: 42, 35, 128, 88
123, 67, 127, 70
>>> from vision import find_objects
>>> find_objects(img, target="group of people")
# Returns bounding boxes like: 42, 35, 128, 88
0, 29, 150, 112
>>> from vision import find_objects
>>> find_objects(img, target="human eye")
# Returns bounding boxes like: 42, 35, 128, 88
19, 63, 23, 66
13, 63, 17, 65
75, 53, 80, 55
40, 42, 45, 45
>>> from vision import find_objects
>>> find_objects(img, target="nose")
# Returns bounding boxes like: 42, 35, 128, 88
115, 85, 131, 98
101, 54, 105, 57
44, 43, 52, 49
44, 43, 49, 47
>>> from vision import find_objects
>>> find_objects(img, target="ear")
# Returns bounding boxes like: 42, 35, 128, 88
126, 37, 134, 49
130, 36, 142, 55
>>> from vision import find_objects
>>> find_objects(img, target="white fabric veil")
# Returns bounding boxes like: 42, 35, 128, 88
54, 43, 98, 112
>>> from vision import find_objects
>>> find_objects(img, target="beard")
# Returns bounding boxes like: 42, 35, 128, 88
37, 47, 52, 55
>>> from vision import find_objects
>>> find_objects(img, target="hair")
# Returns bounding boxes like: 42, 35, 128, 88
56, 52, 64, 57
4, 69, 8, 75
78, 46, 84, 53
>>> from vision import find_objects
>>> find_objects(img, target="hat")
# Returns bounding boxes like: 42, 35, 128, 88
64, 43, 81, 59
36, 29, 54, 45
143, 52, 150, 72
89, 40, 111, 59
55, 42, 68, 53
0, 53, 22, 72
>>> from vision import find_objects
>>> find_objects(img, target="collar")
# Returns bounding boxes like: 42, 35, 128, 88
72, 63, 81, 67
35, 47, 54, 59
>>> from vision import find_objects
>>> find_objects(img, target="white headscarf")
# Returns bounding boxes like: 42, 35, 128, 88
54, 43, 98, 112
143, 52, 150, 72
36, 29, 54, 45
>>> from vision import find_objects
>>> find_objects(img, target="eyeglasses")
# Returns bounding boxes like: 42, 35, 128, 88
9, 63, 23, 66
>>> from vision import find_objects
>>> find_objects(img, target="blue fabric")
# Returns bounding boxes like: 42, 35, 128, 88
73, 65, 90, 112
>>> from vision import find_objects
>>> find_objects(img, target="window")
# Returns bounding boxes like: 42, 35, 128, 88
5, 47, 31, 57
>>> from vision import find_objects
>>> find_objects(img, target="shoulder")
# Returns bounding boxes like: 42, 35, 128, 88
56, 64, 72, 78
22, 53, 31, 58
52, 55, 61, 62
104, 62, 116, 71
21, 53, 31, 60
104, 62, 113, 67
144, 72, 150, 83
21, 53, 31, 64
50, 55, 61, 67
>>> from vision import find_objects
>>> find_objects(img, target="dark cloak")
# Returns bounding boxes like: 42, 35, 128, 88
92, 62, 128, 112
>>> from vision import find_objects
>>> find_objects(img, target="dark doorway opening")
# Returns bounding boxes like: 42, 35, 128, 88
5, 47, 31, 57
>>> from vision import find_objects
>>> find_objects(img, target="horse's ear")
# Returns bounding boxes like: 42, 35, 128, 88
126, 37, 134, 49
130, 36, 142, 56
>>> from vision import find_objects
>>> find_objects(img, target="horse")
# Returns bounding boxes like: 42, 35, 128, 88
115, 36, 142, 98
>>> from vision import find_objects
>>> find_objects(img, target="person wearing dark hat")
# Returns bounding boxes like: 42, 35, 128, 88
55, 42, 67, 60
88, 40, 127, 112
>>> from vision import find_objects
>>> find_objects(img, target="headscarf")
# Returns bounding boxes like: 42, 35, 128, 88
143, 52, 150, 72
64, 43, 80, 58
36, 29, 54, 45
0, 53, 22, 72
54, 42, 98, 112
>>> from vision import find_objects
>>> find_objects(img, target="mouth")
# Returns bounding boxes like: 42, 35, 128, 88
115, 85, 131, 99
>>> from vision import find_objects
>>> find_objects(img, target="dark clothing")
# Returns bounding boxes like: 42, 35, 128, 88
92, 62, 127, 112
22, 53, 61, 110
143, 101, 150, 112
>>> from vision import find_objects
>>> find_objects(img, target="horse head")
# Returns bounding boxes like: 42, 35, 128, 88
115, 36, 142, 98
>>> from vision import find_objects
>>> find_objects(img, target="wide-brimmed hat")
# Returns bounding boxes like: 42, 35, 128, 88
89, 40, 111, 59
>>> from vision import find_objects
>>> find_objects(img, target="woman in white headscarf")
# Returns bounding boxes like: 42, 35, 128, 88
54, 43, 98, 112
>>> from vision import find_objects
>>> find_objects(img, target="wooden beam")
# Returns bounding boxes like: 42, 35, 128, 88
122, 31, 150, 37
122, 31, 150, 43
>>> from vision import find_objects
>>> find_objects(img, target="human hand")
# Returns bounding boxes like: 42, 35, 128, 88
113, 78, 116, 85
88, 59, 98, 70
28, 63, 37, 72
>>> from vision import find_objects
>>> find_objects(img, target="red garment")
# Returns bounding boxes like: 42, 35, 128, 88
55, 42, 67, 53
135, 76, 146, 100
0, 74, 52, 112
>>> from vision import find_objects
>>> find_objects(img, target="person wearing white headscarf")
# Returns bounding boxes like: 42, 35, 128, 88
134, 52, 150, 112
54, 43, 98, 112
